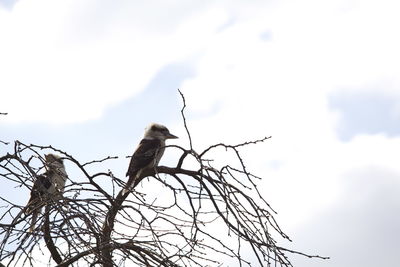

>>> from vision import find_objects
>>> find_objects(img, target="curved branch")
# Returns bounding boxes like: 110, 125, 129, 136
0, 94, 327, 267
44, 205, 63, 264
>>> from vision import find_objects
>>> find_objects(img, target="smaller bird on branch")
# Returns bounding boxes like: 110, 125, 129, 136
25, 154, 68, 232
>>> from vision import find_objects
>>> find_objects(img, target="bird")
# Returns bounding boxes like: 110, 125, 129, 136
25, 153, 68, 232
123, 123, 178, 195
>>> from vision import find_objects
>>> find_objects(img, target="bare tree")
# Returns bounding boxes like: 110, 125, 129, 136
0, 96, 327, 267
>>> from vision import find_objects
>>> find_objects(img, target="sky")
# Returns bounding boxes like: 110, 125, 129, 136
1, 0, 400, 266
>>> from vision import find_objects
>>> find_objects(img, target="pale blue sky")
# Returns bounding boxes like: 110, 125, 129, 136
0, 0, 16, 9
1, 0, 400, 266
330, 90, 400, 141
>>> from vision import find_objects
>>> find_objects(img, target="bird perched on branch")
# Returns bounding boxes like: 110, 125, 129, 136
123, 123, 178, 195
25, 154, 68, 232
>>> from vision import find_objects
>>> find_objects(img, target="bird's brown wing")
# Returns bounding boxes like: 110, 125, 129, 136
123, 139, 161, 193
126, 138, 161, 177
25, 174, 52, 214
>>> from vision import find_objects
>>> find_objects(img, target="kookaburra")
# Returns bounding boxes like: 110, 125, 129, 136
123, 123, 178, 195
25, 154, 68, 232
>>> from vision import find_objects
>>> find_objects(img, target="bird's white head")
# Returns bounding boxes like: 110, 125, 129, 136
143, 123, 178, 141
45, 153, 65, 169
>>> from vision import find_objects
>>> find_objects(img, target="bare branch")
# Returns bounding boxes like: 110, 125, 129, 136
0, 93, 327, 267
43, 205, 63, 264
178, 89, 193, 150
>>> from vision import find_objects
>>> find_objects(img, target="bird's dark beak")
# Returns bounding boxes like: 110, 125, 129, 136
167, 133, 178, 139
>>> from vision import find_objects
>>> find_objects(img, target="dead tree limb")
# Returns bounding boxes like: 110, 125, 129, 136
0, 94, 328, 267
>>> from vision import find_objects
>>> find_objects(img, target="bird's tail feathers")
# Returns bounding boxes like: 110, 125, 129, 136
25, 198, 45, 232
122, 175, 135, 195
122, 170, 142, 195
29, 210, 39, 233
25, 198, 42, 215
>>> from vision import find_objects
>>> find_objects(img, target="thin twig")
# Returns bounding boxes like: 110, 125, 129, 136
0, 92, 328, 267
178, 89, 193, 150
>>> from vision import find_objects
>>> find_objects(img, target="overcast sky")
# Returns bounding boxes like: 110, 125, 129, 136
1, 0, 400, 266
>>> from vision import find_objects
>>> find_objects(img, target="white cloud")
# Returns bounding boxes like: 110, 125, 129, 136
0, 0, 216, 124
1, 0, 400, 265
179, 0, 400, 229
1, 0, 399, 124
